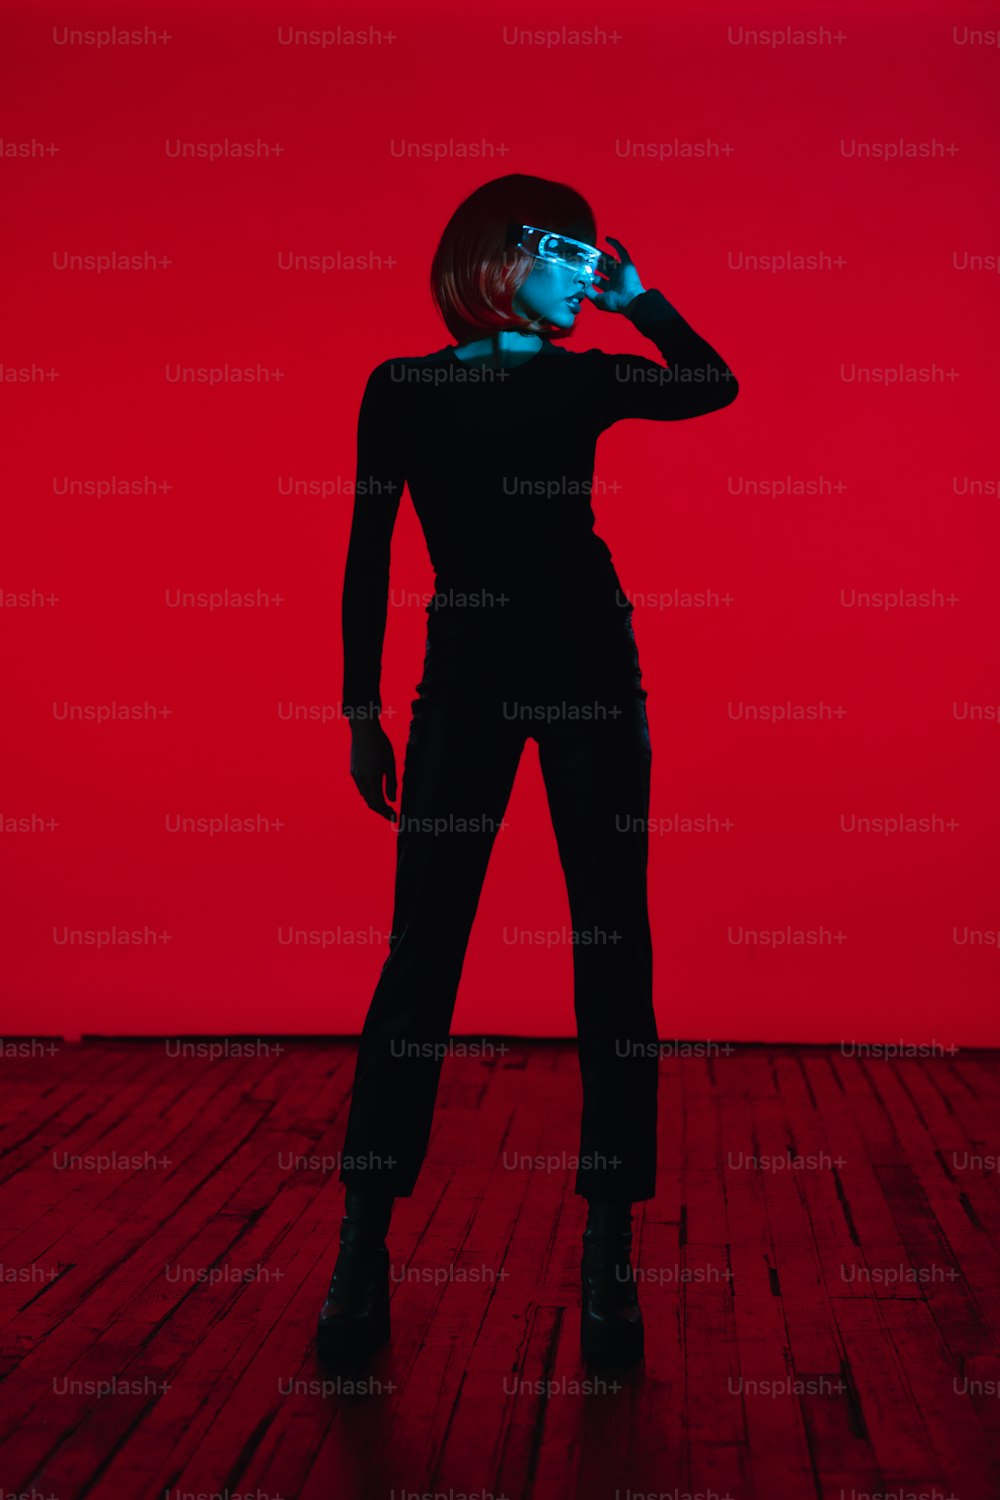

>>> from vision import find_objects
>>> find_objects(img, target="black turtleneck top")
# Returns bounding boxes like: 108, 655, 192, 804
341, 289, 738, 720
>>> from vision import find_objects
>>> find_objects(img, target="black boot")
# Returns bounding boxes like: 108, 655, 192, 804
580, 1201, 644, 1365
316, 1188, 394, 1367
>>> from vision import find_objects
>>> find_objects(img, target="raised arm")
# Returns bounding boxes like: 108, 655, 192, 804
595, 289, 739, 425
341, 361, 405, 726
585, 235, 739, 428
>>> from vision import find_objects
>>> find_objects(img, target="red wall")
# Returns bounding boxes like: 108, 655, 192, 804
3, 1, 998, 1043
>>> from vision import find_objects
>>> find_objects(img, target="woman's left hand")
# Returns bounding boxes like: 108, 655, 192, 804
585, 235, 647, 314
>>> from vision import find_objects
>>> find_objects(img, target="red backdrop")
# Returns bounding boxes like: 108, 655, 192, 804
2, 0, 998, 1043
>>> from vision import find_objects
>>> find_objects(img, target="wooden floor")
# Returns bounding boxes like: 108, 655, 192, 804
0, 1040, 997, 1500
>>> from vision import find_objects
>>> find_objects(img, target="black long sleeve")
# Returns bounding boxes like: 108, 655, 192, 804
341, 294, 738, 720
589, 289, 739, 427
340, 363, 405, 722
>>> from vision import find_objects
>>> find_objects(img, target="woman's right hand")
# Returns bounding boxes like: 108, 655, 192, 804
349, 720, 398, 822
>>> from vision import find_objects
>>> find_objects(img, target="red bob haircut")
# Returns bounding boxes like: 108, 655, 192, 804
430, 174, 598, 343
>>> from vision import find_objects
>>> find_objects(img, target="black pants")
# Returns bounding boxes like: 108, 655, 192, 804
339, 606, 659, 1203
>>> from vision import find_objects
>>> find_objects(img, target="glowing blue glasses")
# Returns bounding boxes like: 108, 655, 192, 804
517, 225, 615, 283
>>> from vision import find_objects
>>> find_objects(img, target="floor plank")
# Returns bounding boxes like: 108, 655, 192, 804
0, 1041, 997, 1500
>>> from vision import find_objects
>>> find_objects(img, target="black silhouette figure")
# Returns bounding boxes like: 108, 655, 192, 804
318, 175, 738, 1368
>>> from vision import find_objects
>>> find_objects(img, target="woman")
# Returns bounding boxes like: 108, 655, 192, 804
318, 174, 738, 1368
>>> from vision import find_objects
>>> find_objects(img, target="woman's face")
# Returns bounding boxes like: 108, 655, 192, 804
512, 225, 597, 330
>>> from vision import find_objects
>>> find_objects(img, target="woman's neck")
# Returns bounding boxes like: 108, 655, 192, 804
452, 330, 545, 370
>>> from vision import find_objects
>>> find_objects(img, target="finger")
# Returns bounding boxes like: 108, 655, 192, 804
605, 235, 634, 266
377, 763, 398, 820
585, 284, 612, 310
357, 776, 397, 822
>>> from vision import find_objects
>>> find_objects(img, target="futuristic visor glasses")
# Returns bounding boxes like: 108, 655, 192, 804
516, 224, 616, 283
